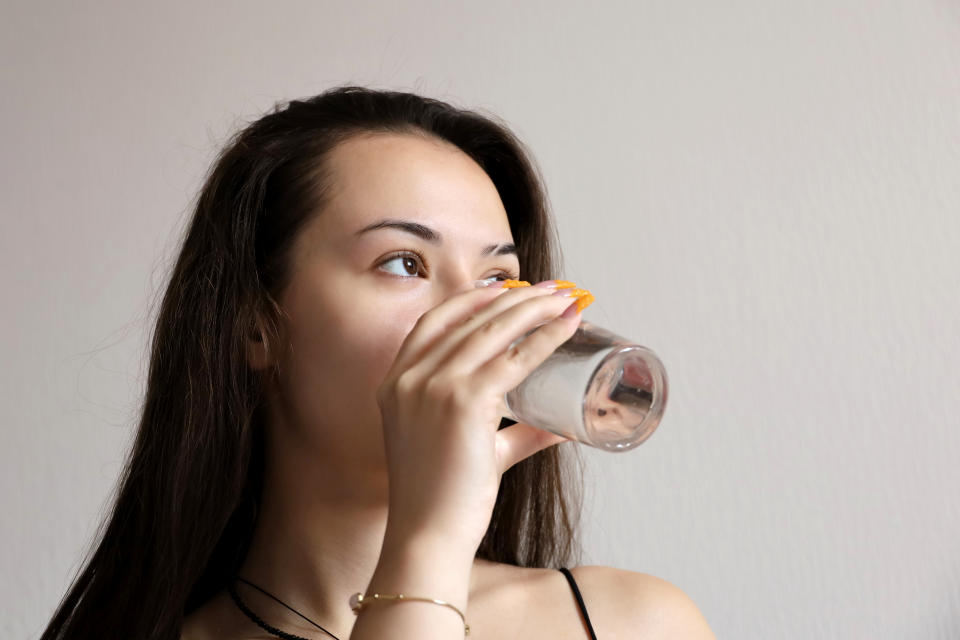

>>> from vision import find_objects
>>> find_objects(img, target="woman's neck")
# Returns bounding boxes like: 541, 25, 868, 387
238, 443, 392, 637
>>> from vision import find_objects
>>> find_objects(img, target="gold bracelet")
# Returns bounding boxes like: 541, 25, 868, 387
349, 591, 470, 636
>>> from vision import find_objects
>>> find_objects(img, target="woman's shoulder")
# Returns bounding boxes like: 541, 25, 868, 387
181, 563, 715, 640
562, 565, 715, 638
472, 561, 715, 639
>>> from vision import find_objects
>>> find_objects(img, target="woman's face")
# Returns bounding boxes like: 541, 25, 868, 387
257, 132, 522, 474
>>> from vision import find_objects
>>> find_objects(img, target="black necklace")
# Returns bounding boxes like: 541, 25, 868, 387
228, 576, 341, 640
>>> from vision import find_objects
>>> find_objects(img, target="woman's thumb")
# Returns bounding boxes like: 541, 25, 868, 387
495, 421, 571, 473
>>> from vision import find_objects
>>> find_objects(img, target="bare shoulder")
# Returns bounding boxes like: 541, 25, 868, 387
564, 565, 716, 639
470, 560, 714, 639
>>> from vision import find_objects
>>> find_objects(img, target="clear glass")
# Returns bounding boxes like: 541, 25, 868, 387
501, 321, 668, 452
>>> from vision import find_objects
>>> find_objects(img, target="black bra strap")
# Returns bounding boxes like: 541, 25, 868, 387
559, 567, 598, 640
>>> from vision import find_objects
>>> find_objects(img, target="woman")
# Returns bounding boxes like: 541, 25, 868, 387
42, 86, 714, 639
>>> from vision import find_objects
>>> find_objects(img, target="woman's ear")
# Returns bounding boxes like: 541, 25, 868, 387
245, 317, 276, 371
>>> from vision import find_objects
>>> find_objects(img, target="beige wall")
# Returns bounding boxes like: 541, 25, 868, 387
3, 1, 958, 638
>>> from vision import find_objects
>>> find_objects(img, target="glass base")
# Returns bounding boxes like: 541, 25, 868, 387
502, 321, 668, 452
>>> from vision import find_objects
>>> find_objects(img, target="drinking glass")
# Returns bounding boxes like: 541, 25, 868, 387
500, 321, 668, 452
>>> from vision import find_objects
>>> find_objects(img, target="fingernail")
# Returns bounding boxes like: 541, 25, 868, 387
560, 290, 595, 317
552, 287, 589, 298
474, 279, 512, 288
534, 279, 577, 289
533, 280, 577, 289
501, 279, 531, 288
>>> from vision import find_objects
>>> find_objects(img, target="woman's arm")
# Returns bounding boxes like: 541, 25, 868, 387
350, 282, 583, 639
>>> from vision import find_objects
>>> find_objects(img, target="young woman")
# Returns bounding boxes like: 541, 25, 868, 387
42, 86, 714, 639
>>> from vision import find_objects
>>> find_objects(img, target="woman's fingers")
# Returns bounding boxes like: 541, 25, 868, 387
385, 281, 555, 383
471, 303, 582, 399
385, 284, 511, 380
411, 288, 575, 381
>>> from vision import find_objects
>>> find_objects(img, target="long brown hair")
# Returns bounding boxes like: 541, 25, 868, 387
42, 85, 583, 640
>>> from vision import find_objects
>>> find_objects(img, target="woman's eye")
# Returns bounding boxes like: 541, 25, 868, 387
379, 253, 423, 278
481, 273, 516, 283
378, 251, 518, 282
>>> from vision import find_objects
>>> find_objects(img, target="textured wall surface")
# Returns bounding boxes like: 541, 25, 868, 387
2, 1, 958, 638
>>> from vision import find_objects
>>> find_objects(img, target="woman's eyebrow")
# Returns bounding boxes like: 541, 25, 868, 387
354, 218, 517, 257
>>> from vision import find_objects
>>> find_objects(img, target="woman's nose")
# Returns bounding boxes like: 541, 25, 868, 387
451, 278, 486, 300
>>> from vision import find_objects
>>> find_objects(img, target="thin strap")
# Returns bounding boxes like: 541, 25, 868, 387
559, 568, 598, 640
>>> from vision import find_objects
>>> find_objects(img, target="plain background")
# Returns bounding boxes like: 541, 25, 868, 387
2, 1, 958, 638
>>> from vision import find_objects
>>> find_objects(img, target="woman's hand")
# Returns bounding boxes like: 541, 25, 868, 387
375, 280, 586, 555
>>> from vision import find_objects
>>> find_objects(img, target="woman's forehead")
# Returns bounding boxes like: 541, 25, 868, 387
325, 133, 498, 201
318, 133, 513, 239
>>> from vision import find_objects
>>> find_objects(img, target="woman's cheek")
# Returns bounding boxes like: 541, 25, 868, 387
362, 309, 423, 389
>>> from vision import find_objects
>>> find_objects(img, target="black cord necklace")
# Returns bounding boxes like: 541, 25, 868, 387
228, 576, 341, 640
